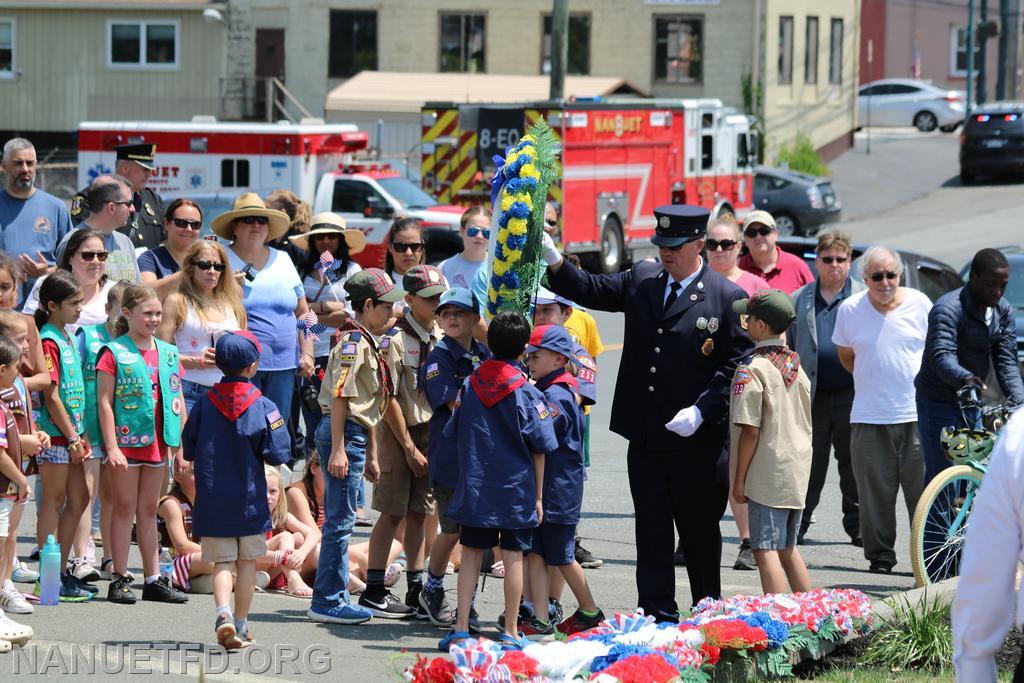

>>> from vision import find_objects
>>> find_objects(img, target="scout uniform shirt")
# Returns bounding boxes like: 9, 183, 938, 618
729, 339, 813, 509
383, 314, 442, 427
319, 321, 392, 429
534, 368, 586, 525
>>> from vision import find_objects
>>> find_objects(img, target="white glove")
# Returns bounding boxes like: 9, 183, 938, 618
665, 406, 703, 437
541, 232, 562, 266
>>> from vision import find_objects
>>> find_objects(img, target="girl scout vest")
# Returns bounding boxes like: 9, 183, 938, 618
78, 324, 112, 447
38, 323, 86, 439
104, 335, 183, 449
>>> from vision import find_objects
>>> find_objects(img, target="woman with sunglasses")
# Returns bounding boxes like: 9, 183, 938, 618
384, 217, 427, 285
705, 214, 769, 295
157, 240, 247, 411
138, 199, 203, 300
22, 229, 114, 332
439, 207, 491, 290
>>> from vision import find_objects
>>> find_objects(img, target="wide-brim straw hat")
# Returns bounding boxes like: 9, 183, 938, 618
210, 192, 290, 241
289, 212, 366, 255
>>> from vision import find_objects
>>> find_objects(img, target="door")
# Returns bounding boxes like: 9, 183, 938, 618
255, 29, 285, 119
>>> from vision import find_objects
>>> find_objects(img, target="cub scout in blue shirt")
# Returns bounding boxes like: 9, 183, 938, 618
522, 324, 605, 639
439, 312, 557, 652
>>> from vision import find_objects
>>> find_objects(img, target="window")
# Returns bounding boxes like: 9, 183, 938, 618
107, 20, 178, 69
805, 17, 819, 84
700, 134, 713, 170
332, 179, 386, 215
328, 11, 377, 78
221, 159, 250, 188
654, 16, 702, 83
0, 19, 13, 77
541, 14, 590, 75
887, 84, 920, 95
440, 13, 486, 73
829, 18, 843, 84
950, 26, 981, 77
737, 133, 750, 167
778, 16, 793, 84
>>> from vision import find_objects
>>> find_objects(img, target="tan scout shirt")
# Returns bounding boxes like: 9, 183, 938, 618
319, 324, 390, 429
383, 316, 441, 428
729, 344, 813, 509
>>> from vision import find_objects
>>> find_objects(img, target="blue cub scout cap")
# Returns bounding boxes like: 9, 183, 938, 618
526, 324, 575, 359
215, 330, 262, 371
436, 287, 478, 313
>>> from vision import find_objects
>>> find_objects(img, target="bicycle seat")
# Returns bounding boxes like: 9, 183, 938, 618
941, 427, 995, 466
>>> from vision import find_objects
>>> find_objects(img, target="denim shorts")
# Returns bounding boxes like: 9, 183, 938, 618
37, 445, 72, 465
748, 500, 803, 551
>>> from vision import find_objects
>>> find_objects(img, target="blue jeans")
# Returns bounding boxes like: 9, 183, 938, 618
181, 379, 211, 413
252, 369, 295, 416
311, 417, 366, 610
916, 394, 981, 486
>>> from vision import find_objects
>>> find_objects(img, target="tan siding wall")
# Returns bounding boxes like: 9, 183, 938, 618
0, 9, 224, 132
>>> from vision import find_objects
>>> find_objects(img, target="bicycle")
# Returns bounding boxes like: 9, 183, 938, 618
909, 386, 1015, 587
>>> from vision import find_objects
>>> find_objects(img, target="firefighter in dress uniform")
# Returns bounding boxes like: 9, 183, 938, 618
544, 204, 753, 621
71, 143, 166, 250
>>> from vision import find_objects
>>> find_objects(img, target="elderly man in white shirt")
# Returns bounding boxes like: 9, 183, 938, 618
952, 409, 1024, 681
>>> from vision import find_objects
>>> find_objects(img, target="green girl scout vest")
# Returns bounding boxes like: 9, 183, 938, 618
77, 324, 111, 448
103, 335, 184, 449
38, 323, 86, 439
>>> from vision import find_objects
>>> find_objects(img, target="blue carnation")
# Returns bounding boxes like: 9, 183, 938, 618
505, 234, 527, 251
497, 211, 510, 228
499, 271, 521, 289
739, 613, 788, 648
508, 202, 531, 219
494, 243, 506, 261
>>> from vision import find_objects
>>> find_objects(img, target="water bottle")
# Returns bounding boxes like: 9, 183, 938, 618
159, 547, 173, 583
39, 535, 61, 606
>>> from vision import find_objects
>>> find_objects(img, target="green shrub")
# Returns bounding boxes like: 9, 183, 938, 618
862, 594, 953, 673
776, 133, 830, 177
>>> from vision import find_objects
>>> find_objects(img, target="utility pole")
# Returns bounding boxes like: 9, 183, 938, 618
996, 0, 1009, 99
966, 0, 975, 114
977, 0, 988, 105
549, 0, 569, 100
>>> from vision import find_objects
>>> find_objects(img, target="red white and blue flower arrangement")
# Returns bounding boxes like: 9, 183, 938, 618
404, 588, 873, 682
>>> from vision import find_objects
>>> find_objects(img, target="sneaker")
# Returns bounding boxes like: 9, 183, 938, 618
557, 608, 606, 636
0, 581, 33, 614
27, 548, 39, 562
107, 575, 137, 604
97, 558, 114, 581
520, 616, 555, 640
142, 577, 188, 604
418, 585, 455, 627
358, 589, 415, 619
0, 613, 33, 645
70, 558, 100, 583
67, 573, 98, 595
59, 574, 94, 602
733, 540, 756, 571
307, 603, 372, 625
456, 605, 482, 634
548, 598, 564, 625
215, 613, 247, 650
497, 602, 532, 631
12, 562, 38, 584
405, 585, 427, 620
574, 538, 604, 569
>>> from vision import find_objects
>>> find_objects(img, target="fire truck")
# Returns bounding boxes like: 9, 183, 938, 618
421, 99, 757, 273
77, 118, 464, 268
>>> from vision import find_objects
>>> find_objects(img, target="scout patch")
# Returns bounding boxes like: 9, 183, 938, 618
579, 367, 595, 384
576, 354, 596, 371
340, 342, 358, 363
333, 366, 351, 396
171, 397, 182, 416
534, 401, 549, 419
267, 408, 285, 431
734, 369, 753, 385
166, 349, 176, 366
119, 425, 130, 435
425, 362, 440, 380
169, 373, 181, 393
70, 195, 83, 217
547, 401, 560, 419
707, 317, 720, 333
117, 352, 138, 365
733, 383, 745, 396
140, 435, 150, 445
739, 314, 749, 330
380, 336, 391, 351
701, 338, 715, 356
45, 354, 54, 372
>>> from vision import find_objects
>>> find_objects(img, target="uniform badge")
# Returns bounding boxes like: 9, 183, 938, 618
707, 317, 720, 334
334, 366, 351, 395
534, 401, 549, 419
145, 203, 155, 217
140, 435, 150, 445
380, 336, 391, 350
547, 401, 560, 419
129, 435, 139, 445
701, 338, 715, 356
690, 294, 698, 301
733, 383, 745, 396
171, 397, 182, 416
267, 408, 285, 431
425, 362, 440, 380
696, 317, 708, 330
70, 196, 83, 216
428, 269, 441, 283
579, 367, 595, 383
659, 216, 670, 228
739, 314, 749, 331
735, 369, 753, 385
119, 425, 130, 435
169, 372, 181, 393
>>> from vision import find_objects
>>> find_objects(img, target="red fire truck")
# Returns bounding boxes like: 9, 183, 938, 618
422, 99, 757, 273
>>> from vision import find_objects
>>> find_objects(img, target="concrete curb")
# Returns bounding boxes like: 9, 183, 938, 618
871, 577, 959, 622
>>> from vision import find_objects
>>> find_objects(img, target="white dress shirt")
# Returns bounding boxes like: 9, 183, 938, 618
663, 257, 703, 304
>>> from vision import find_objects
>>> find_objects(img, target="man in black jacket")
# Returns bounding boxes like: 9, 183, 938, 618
915, 248, 1024, 485
544, 205, 752, 620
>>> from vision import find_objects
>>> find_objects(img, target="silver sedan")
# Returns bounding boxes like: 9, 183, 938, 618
857, 78, 966, 132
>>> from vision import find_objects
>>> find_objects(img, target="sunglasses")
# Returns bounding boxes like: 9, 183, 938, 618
869, 271, 899, 282
744, 226, 775, 238
172, 217, 202, 230
238, 216, 269, 225
392, 242, 425, 254
465, 227, 491, 239
193, 260, 226, 272
819, 256, 849, 265
107, 200, 133, 208
706, 238, 738, 252
77, 250, 109, 262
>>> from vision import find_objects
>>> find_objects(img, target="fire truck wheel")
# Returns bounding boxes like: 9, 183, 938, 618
773, 213, 798, 237
599, 216, 625, 274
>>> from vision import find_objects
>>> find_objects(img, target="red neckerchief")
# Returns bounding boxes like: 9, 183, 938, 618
208, 380, 263, 421
754, 344, 801, 388
470, 360, 527, 408
535, 369, 578, 392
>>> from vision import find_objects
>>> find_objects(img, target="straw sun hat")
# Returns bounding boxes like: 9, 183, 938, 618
210, 192, 290, 241
288, 212, 366, 255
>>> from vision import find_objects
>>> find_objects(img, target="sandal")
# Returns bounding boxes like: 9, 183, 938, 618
0, 639, 11, 654
489, 561, 505, 579
438, 630, 471, 652
498, 632, 530, 651
0, 618, 33, 645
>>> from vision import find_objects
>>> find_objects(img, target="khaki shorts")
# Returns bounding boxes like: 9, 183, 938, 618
432, 484, 459, 535
201, 534, 267, 563
372, 422, 436, 517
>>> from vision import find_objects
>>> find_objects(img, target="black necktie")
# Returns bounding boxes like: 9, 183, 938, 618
665, 281, 681, 310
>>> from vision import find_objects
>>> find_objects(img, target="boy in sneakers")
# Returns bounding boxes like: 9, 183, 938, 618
308, 269, 405, 626
358, 265, 446, 619
420, 288, 490, 629
182, 331, 291, 649
521, 325, 605, 638
730, 290, 813, 595
439, 312, 558, 652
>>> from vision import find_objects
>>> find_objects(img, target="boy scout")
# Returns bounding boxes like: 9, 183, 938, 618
308, 269, 405, 626
359, 265, 446, 619
730, 289, 813, 596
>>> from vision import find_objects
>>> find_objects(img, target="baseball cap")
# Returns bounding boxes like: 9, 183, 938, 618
651, 205, 709, 248
526, 324, 575, 359
732, 289, 797, 332
344, 269, 406, 303
742, 210, 777, 232
215, 330, 262, 372
435, 287, 478, 313
533, 286, 573, 308
403, 265, 448, 298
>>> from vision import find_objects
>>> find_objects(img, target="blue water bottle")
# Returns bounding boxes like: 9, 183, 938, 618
39, 534, 61, 605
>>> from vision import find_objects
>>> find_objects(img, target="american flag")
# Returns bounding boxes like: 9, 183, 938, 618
318, 250, 343, 279
297, 311, 327, 339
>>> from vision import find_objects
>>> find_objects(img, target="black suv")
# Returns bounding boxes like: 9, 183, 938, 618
960, 101, 1024, 184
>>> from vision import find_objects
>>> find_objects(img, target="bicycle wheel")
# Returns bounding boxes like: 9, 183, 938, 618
910, 465, 984, 587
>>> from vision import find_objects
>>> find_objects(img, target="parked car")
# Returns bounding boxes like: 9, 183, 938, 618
958, 247, 1024, 364
752, 166, 842, 237
856, 79, 965, 132
958, 102, 1024, 184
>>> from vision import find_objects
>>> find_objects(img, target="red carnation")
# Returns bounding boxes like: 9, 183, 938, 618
498, 650, 539, 677
596, 654, 679, 683
407, 655, 457, 683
